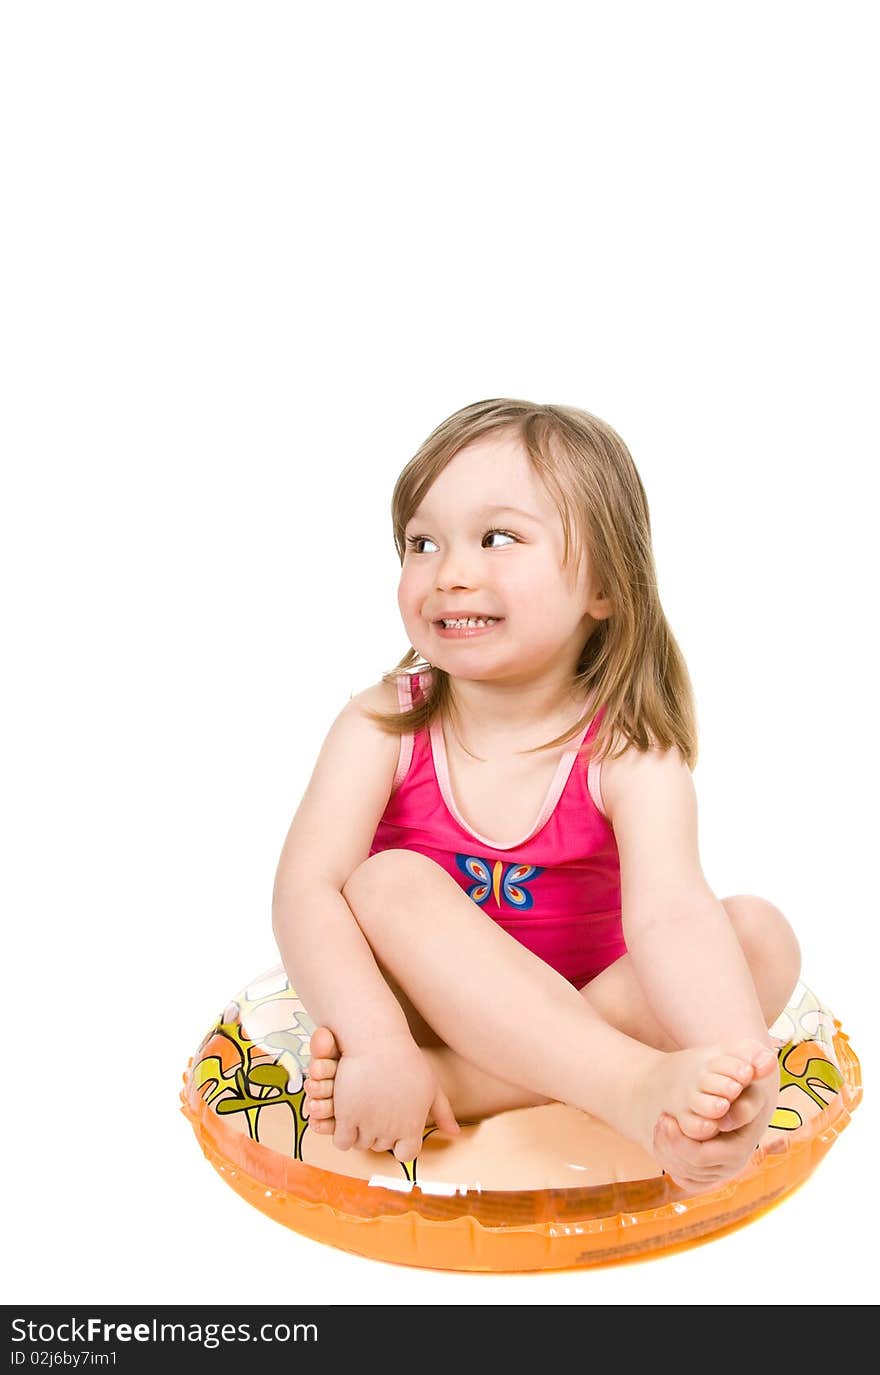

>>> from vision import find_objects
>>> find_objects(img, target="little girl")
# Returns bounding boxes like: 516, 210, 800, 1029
272, 398, 801, 1193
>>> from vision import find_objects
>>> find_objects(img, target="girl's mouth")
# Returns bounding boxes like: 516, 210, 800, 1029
433, 618, 504, 639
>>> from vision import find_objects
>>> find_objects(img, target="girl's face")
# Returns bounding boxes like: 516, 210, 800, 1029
399, 432, 610, 685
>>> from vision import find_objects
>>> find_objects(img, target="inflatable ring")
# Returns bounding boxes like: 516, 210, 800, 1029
180, 966, 861, 1271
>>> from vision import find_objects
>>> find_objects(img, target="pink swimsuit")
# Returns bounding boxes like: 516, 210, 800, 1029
368, 669, 627, 988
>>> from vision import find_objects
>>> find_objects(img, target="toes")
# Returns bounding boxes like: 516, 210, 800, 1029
690, 1090, 733, 1119
715, 1108, 745, 1132
304, 1076, 334, 1099
392, 1138, 420, 1163
307, 1056, 339, 1082
677, 1110, 720, 1141
309, 1116, 335, 1134
709, 1054, 756, 1089
701, 1070, 751, 1103
752, 1048, 779, 1077
731, 1039, 778, 1075
716, 1095, 760, 1132
308, 1026, 339, 1062
306, 1097, 334, 1120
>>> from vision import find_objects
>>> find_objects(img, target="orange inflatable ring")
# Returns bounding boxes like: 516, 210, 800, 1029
180, 966, 861, 1271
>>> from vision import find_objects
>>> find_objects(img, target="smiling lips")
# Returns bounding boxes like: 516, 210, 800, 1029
433, 617, 504, 639
433, 612, 504, 623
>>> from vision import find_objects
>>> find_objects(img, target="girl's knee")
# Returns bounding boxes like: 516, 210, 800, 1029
722, 894, 802, 988
342, 848, 437, 903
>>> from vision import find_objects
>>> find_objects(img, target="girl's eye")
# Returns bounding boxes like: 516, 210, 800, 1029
405, 529, 518, 554
484, 529, 517, 549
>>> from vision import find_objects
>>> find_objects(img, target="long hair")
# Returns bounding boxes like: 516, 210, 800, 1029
362, 398, 698, 770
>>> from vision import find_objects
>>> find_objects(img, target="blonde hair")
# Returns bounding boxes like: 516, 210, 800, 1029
362, 397, 698, 770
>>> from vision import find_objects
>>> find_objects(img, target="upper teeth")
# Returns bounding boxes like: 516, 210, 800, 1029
441, 617, 499, 628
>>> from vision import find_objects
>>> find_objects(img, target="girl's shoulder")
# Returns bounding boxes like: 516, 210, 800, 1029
350, 676, 403, 716
599, 731, 691, 824
350, 667, 430, 716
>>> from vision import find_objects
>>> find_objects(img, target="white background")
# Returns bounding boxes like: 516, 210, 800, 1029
3, 1, 877, 1308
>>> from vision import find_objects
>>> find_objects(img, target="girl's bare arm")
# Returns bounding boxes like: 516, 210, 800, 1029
271, 683, 414, 1051
273, 880, 412, 1050
603, 743, 774, 1046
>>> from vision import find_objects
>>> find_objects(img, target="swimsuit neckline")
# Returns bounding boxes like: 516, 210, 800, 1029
427, 706, 594, 851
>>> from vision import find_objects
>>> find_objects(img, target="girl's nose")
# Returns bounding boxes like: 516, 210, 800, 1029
435, 550, 481, 589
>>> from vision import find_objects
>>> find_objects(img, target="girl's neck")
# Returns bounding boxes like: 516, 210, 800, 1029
442, 673, 591, 753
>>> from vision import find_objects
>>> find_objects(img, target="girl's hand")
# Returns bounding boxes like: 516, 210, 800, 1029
329, 1033, 460, 1163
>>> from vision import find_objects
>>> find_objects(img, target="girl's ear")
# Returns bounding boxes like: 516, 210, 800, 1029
590, 590, 613, 619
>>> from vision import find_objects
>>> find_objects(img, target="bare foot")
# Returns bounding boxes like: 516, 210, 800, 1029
713, 1044, 782, 1131
654, 1064, 781, 1194
304, 1026, 461, 1154
643, 1039, 778, 1145
637, 1039, 780, 1192
305, 1024, 780, 1192
303, 1025, 340, 1136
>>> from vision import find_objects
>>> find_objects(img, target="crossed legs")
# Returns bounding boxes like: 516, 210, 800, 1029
305, 848, 802, 1174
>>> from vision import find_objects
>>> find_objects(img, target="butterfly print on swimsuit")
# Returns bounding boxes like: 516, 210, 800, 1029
454, 854, 544, 911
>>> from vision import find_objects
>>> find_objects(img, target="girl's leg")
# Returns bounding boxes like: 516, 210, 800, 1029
372, 891, 799, 1122
331, 850, 773, 1156
375, 961, 553, 1120
580, 893, 800, 1052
